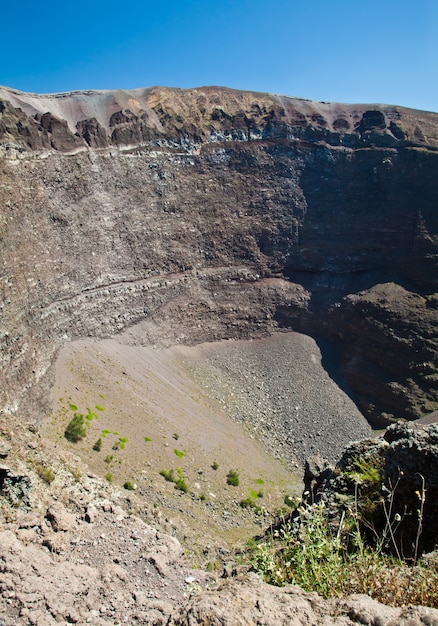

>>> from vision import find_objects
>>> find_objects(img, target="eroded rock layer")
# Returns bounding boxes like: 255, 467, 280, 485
0, 85, 437, 424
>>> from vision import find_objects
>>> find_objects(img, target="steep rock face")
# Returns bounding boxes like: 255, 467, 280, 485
0, 85, 437, 423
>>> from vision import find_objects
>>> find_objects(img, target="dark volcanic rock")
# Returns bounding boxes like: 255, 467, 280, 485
75, 117, 108, 148
306, 422, 438, 559
0, 84, 437, 424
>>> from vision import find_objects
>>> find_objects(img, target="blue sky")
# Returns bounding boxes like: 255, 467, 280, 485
2, 0, 437, 112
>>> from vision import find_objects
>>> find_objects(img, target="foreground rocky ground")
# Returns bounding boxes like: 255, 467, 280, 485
2, 409, 438, 625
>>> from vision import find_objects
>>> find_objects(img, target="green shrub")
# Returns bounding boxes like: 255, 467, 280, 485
85, 408, 97, 421
64, 413, 87, 442
174, 448, 185, 458
123, 480, 135, 490
174, 468, 188, 493
175, 477, 188, 493
104, 455, 113, 464
284, 494, 298, 508
160, 469, 175, 482
71, 467, 82, 482
159, 467, 188, 493
211, 461, 219, 470
36, 465, 55, 484
92, 438, 102, 452
226, 469, 239, 486
104, 472, 113, 482
113, 437, 128, 450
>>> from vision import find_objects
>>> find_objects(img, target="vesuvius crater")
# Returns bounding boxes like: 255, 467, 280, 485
0, 84, 437, 428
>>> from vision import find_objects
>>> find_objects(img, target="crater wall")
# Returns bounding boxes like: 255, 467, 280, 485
0, 85, 437, 424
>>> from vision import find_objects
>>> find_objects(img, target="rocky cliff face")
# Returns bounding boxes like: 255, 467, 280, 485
0, 85, 437, 424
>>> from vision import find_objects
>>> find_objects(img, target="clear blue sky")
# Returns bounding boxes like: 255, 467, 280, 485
2, 0, 437, 112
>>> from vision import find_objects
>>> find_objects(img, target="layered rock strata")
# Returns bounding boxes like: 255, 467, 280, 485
0, 85, 437, 424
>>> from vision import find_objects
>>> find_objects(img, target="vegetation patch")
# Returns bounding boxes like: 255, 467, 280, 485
92, 438, 102, 452
249, 500, 438, 608
226, 469, 239, 486
112, 437, 128, 450
240, 489, 264, 511
36, 465, 55, 484
64, 413, 87, 442
159, 467, 188, 493
84, 408, 97, 421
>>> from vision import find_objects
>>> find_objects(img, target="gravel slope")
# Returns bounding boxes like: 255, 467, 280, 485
44, 330, 371, 556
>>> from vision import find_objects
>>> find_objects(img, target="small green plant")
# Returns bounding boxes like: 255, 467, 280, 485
123, 480, 135, 490
93, 438, 102, 452
160, 469, 175, 482
104, 472, 113, 482
85, 408, 97, 421
144, 436, 152, 442
68, 403, 78, 411
173, 432, 179, 440
95, 404, 106, 411
175, 468, 188, 493
104, 455, 114, 464
211, 461, 219, 471
255, 478, 265, 485
36, 465, 55, 484
248, 489, 263, 500
71, 467, 82, 482
64, 413, 87, 442
200, 493, 206, 501
284, 494, 299, 508
346, 457, 382, 486
101, 430, 111, 437
226, 469, 239, 486
112, 436, 128, 450
174, 448, 185, 458
241, 489, 264, 510
159, 468, 188, 493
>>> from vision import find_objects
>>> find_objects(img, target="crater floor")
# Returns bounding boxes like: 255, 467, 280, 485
43, 330, 371, 555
